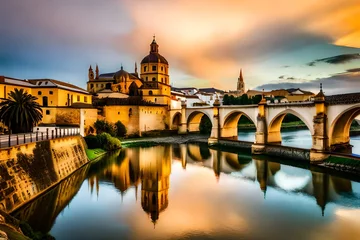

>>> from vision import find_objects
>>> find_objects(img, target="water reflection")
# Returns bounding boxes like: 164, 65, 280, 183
12, 143, 360, 240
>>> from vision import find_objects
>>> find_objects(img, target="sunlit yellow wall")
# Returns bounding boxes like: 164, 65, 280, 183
87, 80, 112, 93
0, 83, 32, 99
103, 106, 140, 135
138, 106, 169, 132
140, 62, 169, 84
56, 89, 91, 106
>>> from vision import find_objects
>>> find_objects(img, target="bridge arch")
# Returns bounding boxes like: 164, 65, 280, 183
267, 109, 313, 146
329, 104, 360, 152
187, 110, 213, 133
171, 112, 181, 130
221, 111, 257, 139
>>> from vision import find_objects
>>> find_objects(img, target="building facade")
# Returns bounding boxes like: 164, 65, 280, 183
87, 37, 171, 105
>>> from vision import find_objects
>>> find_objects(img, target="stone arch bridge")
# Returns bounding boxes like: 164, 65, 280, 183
169, 91, 360, 162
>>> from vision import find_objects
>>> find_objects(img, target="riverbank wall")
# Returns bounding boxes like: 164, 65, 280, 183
0, 135, 89, 213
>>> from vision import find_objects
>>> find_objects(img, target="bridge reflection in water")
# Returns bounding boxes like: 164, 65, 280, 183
13, 143, 360, 233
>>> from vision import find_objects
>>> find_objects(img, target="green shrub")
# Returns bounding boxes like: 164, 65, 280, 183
105, 136, 121, 151
115, 120, 127, 137
84, 135, 100, 149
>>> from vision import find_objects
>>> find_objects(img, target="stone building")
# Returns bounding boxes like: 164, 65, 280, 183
87, 36, 171, 105
0, 76, 97, 135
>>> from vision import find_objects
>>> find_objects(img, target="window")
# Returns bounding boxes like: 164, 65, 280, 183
152, 66, 156, 71
152, 77, 156, 81
129, 108, 132, 116
146, 77, 148, 81
161, 78, 163, 83
42, 96, 48, 107
90, 84, 94, 88
101, 84, 104, 88
38, 91, 42, 95
144, 66, 147, 72
155, 98, 157, 103
161, 66, 163, 71
49, 91, 53, 95
149, 90, 153, 95
46, 110, 50, 115
77, 95, 80, 101
84, 96, 88, 103
118, 112, 120, 115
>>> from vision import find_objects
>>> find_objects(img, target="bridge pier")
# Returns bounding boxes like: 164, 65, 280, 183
252, 98, 267, 155
310, 90, 329, 163
178, 102, 187, 134
208, 99, 221, 145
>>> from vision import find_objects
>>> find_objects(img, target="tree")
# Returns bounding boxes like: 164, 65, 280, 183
0, 89, 43, 133
115, 121, 127, 137
93, 119, 116, 136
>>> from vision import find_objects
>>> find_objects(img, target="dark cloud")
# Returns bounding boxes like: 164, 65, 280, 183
287, 77, 295, 80
307, 53, 360, 66
279, 75, 285, 79
282, 65, 290, 68
256, 71, 360, 95
346, 68, 360, 73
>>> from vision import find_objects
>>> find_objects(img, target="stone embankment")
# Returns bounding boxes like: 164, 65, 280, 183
0, 135, 89, 214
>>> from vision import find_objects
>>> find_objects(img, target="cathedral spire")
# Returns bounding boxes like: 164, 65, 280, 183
150, 35, 159, 53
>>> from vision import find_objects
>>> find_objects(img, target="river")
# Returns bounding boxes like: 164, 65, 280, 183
12, 130, 360, 240
238, 128, 360, 155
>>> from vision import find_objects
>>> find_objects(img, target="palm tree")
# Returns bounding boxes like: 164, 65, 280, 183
0, 89, 43, 133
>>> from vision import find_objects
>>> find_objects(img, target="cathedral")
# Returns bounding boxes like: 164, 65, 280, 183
87, 36, 172, 105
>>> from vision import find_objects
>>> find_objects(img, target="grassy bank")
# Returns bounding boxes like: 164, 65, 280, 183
85, 148, 107, 161
326, 155, 360, 167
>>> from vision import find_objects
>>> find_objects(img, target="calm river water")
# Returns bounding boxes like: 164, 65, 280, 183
13, 130, 360, 240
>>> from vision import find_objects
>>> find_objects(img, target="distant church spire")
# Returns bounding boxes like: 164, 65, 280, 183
95, 64, 99, 79
237, 68, 245, 93
135, 62, 138, 76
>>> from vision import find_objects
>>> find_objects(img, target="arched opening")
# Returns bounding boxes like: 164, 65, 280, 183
222, 111, 256, 141
268, 111, 313, 149
171, 112, 181, 130
330, 106, 360, 154
129, 82, 139, 96
187, 111, 212, 135
105, 83, 112, 89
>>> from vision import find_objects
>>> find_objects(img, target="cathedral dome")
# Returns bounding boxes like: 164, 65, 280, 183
141, 37, 168, 65
114, 66, 130, 83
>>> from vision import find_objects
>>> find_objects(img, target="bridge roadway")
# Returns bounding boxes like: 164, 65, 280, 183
170, 91, 360, 162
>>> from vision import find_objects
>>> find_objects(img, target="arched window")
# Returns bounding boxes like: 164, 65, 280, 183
152, 194, 156, 205
155, 98, 157, 103
144, 66, 147, 72
152, 77, 156, 81
38, 91, 42, 95
149, 90, 153, 95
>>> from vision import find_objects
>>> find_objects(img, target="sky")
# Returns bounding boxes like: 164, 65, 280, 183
0, 0, 359, 95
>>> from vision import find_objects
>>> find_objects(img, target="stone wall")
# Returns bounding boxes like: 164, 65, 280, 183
216, 139, 310, 161
0, 136, 89, 213
263, 144, 310, 161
